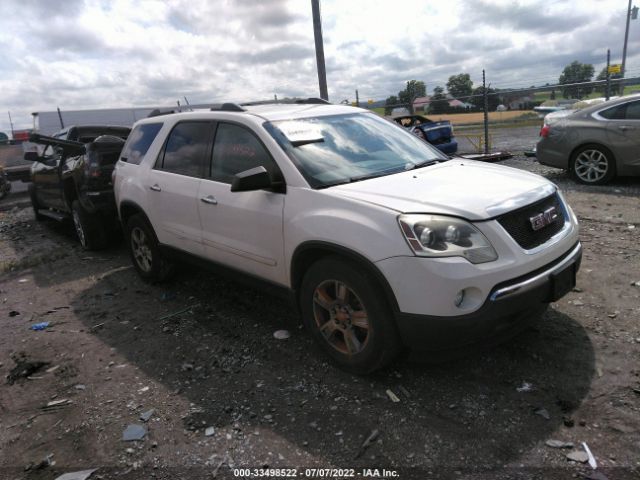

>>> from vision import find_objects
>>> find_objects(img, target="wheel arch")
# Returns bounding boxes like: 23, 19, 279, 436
119, 200, 150, 226
290, 241, 400, 314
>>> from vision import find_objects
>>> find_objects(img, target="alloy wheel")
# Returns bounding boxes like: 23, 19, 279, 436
130, 227, 153, 273
574, 149, 609, 183
312, 280, 370, 356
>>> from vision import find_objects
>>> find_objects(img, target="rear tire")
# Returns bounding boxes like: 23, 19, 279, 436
570, 144, 616, 185
300, 256, 401, 374
71, 200, 107, 250
28, 184, 45, 221
126, 214, 174, 283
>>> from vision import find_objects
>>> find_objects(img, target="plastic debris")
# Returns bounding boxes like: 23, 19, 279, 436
122, 424, 147, 441
534, 408, 550, 420
582, 442, 597, 469
139, 409, 155, 422
273, 330, 290, 340
18, 278, 28, 283
74, 384, 86, 390
386, 389, 400, 403
9, 310, 20, 317
354, 429, 379, 459
545, 439, 574, 448
516, 382, 534, 392
7, 360, 49, 384
205, 426, 215, 436
566, 450, 589, 463
30, 322, 50, 331
54, 469, 98, 480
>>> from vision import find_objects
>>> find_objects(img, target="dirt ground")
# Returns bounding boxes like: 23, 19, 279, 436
0, 146, 639, 479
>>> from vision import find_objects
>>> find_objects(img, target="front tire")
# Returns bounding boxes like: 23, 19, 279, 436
570, 144, 616, 185
126, 214, 173, 283
71, 200, 107, 250
300, 256, 401, 374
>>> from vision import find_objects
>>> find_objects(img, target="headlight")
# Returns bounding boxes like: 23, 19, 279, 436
398, 214, 498, 264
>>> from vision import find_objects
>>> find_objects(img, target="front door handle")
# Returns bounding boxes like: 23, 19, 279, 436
200, 195, 218, 205
150, 184, 161, 192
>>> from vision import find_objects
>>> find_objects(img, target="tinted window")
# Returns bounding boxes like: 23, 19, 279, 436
121, 123, 163, 165
158, 122, 211, 177
624, 100, 640, 120
211, 123, 278, 183
600, 104, 626, 120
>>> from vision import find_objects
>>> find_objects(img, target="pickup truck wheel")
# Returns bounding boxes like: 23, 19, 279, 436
28, 184, 44, 221
300, 256, 401, 374
126, 214, 174, 283
71, 200, 107, 250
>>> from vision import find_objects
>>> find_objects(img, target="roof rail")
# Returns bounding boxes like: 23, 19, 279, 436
241, 97, 332, 107
147, 109, 176, 118
210, 103, 246, 112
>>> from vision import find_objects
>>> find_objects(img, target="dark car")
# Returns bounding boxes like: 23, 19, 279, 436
536, 94, 640, 185
392, 114, 458, 155
26, 125, 130, 249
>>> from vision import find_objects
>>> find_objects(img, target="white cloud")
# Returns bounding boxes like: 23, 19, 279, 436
0, 0, 638, 132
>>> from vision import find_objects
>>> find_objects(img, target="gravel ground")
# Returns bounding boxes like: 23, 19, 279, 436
0, 137, 639, 479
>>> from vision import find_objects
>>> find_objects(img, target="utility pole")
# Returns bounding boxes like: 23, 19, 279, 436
355, 89, 360, 107
622, 0, 638, 81
483, 70, 489, 155
7, 111, 15, 138
311, 0, 329, 101
606, 49, 611, 101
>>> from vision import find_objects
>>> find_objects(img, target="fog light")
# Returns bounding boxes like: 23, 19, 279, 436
454, 289, 465, 307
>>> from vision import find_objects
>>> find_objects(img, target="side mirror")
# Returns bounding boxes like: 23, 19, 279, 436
24, 151, 41, 162
230, 166, 273, 192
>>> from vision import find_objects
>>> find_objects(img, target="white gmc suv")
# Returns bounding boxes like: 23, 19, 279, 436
113, 100, 581, 373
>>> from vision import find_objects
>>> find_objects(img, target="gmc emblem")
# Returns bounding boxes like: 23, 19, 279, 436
529, 206, 559, 231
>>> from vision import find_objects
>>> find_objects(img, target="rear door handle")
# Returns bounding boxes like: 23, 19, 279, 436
618, 125, 635, 131
150, 184, 161, 192
200, 195, 218, 205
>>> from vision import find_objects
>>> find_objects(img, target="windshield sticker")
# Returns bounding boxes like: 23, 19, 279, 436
277, 121, 324, 144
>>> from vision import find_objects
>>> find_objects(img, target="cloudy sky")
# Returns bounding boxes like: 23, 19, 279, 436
1, 0, 638, 133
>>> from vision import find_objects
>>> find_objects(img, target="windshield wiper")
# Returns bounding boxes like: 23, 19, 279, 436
408, 159, 441, 170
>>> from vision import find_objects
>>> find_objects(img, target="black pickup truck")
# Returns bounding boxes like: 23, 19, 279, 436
26, 125, 130, 249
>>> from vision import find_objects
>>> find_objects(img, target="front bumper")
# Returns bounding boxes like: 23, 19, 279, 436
394, 242, 582, 351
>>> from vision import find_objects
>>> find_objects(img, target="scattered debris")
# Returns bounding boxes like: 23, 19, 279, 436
54, 469, 98, 480
18, 278, 29, 283
516, 382, 534, 392
631, 280, 640, 287
572, 286, 583, 292
9, 310, 20, 317
386, 389, 400, 403
566, 450, 589, 463
46, 365, 60, 373
582, 442, 597, 469
139, 409, 155, 422
572, 300, 584, 306
273, 329, 290, 340
89, 322, 105, 331
534, 408, 550, 420
74, 384, 86, 390
43, 399, 71, 411
7, 358, 49, 384
122, 424, 147, 441
355, 429, 379, 459
157, 304, 200, 322
205, 426, 215, 436
563, 416, 575, 428
25, 453, 55, 471
30, 321, 50, 331
546, 439, 574, 449
138, 386, 149, 393
583, 471, 609, 480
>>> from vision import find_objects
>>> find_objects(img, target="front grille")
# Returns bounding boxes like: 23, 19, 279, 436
496, 193, 565, 250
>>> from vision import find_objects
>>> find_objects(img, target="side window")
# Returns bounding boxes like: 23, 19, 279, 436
211, 123, 279, 184
599, 104, 626, 120
120, 123, 163, 165
624, 100, 640, 120
156, 122, 211, 177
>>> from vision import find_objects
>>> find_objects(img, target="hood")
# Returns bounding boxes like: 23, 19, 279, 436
328, 160, 555, 220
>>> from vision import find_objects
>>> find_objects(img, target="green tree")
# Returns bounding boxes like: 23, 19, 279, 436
470, 86, 500, 111
596, 66, 622, 95
559, 61, 595, 99
384, 95, 399, 115
446, 73, 473, 100
398, 80, 426, 113
428, 86, 449, 114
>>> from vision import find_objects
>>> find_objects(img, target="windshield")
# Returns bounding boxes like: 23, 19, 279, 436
265, 112, 448, 188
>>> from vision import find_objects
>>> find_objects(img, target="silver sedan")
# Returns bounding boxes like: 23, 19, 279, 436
536, 94, 640, 185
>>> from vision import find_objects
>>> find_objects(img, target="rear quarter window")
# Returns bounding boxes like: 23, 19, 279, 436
120, 123, 163, 165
